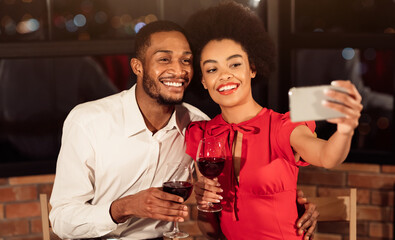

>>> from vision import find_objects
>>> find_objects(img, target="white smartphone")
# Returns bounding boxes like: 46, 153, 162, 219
288, 85, 347, 122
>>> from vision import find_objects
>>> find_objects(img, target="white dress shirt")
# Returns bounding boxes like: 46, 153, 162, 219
49, 84, 208, 239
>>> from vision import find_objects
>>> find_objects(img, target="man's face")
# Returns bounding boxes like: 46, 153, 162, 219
141, 31, 193, 105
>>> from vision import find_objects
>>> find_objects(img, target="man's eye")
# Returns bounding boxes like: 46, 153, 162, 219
159, 58, 170, 62
182, 59, 192, 65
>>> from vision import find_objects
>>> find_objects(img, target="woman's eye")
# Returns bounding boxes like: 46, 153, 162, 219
206, 68, 217, 73
231, 63, 241, 68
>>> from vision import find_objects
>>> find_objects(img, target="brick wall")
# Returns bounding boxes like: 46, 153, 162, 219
0, 175, 54, 240
0, 163, 394, 240
298, 163, 394, 240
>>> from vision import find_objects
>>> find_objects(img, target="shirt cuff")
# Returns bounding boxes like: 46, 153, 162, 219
89, 202, 119, 235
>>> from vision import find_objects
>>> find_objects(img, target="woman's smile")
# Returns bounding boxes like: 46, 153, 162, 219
217, 82, 240, 95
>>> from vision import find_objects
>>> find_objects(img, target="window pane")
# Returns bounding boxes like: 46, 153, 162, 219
294, 0, 395, 34
293, 48, 394, 156
0, 0, 47, 42
1, 0, 260, 42
0, 56, 126, 167
51, 0, 162, 40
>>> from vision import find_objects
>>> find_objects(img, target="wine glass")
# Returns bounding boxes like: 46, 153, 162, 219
196, 137, 226, 212
162, 160, 194, 239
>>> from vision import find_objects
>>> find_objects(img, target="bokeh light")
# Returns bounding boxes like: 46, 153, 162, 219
342, 47, 355, 60
16, 18, 40, 34
144, 14, 157, 24
377, 117, 390, 130
65, 19, 78, 32
120, 14, 132, 26
54, 15, 66, 29
384, 27, 395, 33
134, 22, 146, 33
73, 14, 86, 27
2, 16, 17, 35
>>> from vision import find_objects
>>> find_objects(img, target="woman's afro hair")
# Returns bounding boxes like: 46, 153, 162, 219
184, 1, 275, 84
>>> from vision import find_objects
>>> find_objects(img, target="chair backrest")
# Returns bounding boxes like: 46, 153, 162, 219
40, 194, 51, 240
309, 188, 357, 240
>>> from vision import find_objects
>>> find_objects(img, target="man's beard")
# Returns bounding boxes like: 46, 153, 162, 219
142, 70, 184, 105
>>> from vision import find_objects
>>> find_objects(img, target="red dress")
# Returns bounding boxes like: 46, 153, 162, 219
185, 108, 315, 240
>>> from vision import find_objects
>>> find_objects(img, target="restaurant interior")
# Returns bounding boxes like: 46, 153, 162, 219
0, 0, 394, 239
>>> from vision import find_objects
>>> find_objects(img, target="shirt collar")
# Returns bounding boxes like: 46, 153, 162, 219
122, 84, 186, 137
122, 85, 145, 137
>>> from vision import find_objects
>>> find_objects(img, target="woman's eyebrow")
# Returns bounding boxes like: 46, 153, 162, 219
227, 54, 242, 61
202, 54, 242, 66
202, 59, 217, 66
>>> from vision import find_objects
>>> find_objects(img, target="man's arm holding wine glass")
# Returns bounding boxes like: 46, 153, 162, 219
109, 188, 189, 224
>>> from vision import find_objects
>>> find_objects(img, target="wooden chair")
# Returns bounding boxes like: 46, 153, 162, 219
40, 194, 51, 240
310, 188, 357, 240
40, 194, 62, 240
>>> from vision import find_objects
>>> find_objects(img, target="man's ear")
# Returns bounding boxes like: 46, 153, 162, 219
201, 78, 208, 89
130, 58, 143, 77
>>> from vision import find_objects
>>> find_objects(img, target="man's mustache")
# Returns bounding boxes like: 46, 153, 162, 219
159, 74, 190, 82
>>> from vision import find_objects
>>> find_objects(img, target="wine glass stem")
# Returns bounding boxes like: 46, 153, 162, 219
173, 221, 180, 233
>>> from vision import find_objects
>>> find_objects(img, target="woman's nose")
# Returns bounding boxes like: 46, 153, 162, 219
219, 69, 233, 81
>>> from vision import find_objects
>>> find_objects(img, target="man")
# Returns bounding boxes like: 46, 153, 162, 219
50, 20, 317, 239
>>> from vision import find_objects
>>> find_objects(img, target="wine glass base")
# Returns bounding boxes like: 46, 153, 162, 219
197, 203, 222, 212
163, 230, 189, 239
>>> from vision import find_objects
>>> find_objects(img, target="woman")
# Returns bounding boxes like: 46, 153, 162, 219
184, 2, 362, 240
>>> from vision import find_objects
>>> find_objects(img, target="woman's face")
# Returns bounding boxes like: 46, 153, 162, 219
200, 39, 256, 109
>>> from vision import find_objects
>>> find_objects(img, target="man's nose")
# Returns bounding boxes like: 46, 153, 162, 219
169, 61, 188, 76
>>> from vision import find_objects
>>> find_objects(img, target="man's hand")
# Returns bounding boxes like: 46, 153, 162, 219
110, 187, 189, 224
296, 189, 319, 240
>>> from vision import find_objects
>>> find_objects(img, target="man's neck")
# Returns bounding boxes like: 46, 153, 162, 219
136, 92, 175, 134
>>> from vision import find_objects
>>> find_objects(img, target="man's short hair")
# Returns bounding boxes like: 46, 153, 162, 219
134, 20, 188, 61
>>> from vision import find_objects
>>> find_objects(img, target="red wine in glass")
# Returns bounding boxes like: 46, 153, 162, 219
196, 137, 226, 212
163, 181, 193, 201
196, 157, 225, 179
162, 160, 193, 239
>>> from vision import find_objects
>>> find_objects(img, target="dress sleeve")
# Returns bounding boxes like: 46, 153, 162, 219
276, 112, 316, 166
185, 121, 207, 161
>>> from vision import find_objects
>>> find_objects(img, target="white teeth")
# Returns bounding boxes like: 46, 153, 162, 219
219, 85, 237, 92
163, 82, 182, 87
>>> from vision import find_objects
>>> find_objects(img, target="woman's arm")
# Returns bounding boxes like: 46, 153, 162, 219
290, 80, 363, 168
